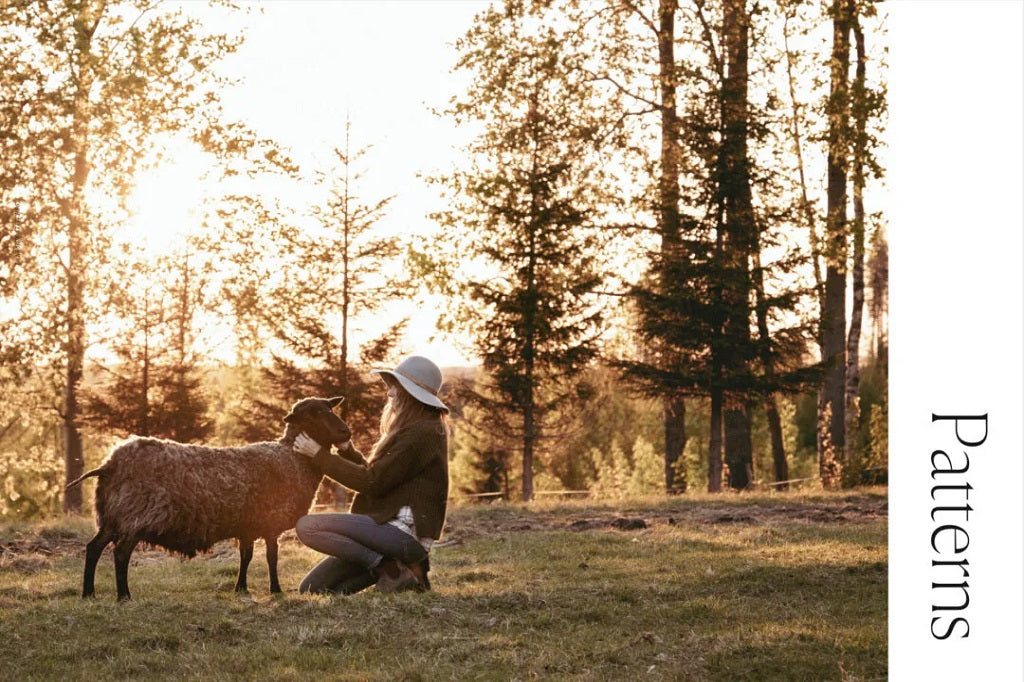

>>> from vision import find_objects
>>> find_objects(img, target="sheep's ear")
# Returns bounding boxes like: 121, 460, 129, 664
283, 412, 297, 423
327, 396, 344, 408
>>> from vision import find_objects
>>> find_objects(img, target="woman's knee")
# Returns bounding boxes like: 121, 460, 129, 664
295, 514, 317, 545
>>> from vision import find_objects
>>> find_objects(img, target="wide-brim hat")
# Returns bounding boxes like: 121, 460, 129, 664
371, 355, 449, 413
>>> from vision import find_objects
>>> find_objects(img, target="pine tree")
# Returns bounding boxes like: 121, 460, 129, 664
434, 1, 608, 501
210, 124, 412, 469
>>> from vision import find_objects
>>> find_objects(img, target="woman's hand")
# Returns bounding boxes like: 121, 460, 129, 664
293, 432, 321, 458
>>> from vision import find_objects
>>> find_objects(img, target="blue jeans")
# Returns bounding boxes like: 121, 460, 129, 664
295, 513, 428, 595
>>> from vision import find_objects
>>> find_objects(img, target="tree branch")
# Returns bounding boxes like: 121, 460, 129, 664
621, 0, 659, 36
690, 0, 724, 79
584, 69, 661, 110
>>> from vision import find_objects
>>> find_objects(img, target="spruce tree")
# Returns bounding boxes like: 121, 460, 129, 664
434, 0, 608, 501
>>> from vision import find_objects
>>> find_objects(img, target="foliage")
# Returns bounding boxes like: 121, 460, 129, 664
587, 435, 663, 501
0, 0, 890, 511
448, 398, 515, 500
0, 418, 62, 519
842, 352, 888, 486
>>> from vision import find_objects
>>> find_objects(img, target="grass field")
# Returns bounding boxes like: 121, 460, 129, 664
0, 489, 887, 681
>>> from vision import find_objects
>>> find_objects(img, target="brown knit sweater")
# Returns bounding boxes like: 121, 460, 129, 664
311, 418, 449, 540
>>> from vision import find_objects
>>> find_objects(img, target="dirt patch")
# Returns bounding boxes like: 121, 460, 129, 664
1, 533, 81, 557
439, 495, 888, 544
0, 530, 245, 566
2, 496, 887, 557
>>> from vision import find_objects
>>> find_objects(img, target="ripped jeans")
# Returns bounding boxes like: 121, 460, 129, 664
294, 513, 428, 595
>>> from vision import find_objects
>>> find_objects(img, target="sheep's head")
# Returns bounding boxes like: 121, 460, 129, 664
283, 396, 352, 448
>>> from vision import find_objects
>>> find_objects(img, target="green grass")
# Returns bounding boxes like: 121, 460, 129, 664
0, 489, 887, 681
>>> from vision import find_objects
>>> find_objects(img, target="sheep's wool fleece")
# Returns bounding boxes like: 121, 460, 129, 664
94, 437, 323, 555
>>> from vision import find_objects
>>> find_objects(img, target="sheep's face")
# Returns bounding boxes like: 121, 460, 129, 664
284, 397, 352, 448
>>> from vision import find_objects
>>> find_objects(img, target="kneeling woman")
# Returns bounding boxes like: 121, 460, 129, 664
292, 356, 449, 594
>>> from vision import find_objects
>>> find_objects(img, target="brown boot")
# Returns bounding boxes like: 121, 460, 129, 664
373, 559, 423, 594
407, 558, 430, 591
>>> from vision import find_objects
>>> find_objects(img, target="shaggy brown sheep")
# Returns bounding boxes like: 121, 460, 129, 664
67, 396, 352, 600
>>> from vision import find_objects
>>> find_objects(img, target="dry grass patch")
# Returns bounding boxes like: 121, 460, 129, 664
1, 489, 886, 681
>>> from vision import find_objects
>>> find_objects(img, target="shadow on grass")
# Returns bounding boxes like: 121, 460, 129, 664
703, 637, 886, 682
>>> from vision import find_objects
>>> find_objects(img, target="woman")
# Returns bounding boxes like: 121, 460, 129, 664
292, 355, 449, 594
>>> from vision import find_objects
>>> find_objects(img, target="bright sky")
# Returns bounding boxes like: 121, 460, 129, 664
125, 0, 489, 368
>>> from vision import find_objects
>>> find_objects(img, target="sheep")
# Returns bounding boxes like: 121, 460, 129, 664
66, 396, 352, 600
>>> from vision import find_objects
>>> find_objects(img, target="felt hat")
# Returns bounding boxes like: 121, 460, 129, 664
372, 355, 449, 413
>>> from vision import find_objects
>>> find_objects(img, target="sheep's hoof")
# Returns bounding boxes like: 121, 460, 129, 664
116, 594, 131, 602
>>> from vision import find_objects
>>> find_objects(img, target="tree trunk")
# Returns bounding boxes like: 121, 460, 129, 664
820, 0, 851, 488
752, 248, 787, 487
657, 0, 680, 242
869, 232, 888, 371
657, 0, 687, 492
724, 399, 753, 489
63, 4, 100, 514
721, 0, 754, 490
663, 396, 686, 493
844, 2, 866, 476
765, 398, 787, 487
708, 388, 723, 493
173, 255, 190, 441
331, 120, 353, 510
522, 405, 535, 502
340, 118, 352, 403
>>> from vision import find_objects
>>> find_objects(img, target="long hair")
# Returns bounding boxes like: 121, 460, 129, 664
370, 378, 448, 459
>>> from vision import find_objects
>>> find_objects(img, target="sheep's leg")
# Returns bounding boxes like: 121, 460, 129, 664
235, 538, 253, 592
113, 537, 138, 602
82, 525, 115, 598
265, 536, 281, 594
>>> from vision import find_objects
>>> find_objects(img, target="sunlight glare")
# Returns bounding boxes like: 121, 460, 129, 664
123, 149, 209, 259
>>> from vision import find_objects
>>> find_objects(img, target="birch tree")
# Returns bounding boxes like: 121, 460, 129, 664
0, 0, 261, 512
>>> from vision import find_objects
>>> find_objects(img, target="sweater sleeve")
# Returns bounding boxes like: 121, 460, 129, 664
312, 424, 438, 497
337, 442, 365, 465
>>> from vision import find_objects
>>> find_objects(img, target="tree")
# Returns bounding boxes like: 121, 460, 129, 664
434, 0, 609, 501
819, 0, 852, 488
0, 0, 256, 513
843, 0, 885, 482
213, 124, 411, 457
446, 378, 515, 500
867, 226, 887, 371
570, 0, 691, 494
654, 0, 688, 494
774, 0, 885, 487
83, 247, 213, 442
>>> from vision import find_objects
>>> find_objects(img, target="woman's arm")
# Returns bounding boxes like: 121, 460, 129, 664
336, 442, 366, 465
312, 425, 440, 496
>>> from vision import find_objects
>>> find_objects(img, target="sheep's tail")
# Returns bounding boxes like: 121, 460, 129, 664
65, 467, 104, 490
